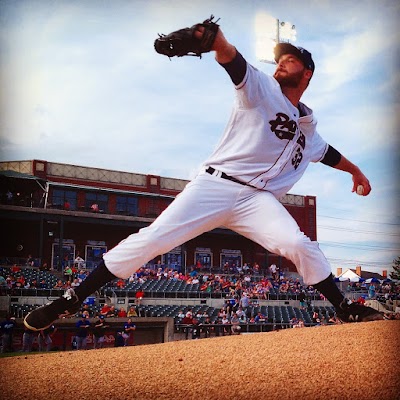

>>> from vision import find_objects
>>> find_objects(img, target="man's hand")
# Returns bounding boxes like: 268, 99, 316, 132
194, 25, 236, 63
351, 172, 371, 196
331, 155, 371, 196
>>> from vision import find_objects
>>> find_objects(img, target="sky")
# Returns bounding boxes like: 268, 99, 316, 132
0, 0, 399, 277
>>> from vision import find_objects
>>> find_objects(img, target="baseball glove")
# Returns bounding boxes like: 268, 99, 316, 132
154, 15, 220, 58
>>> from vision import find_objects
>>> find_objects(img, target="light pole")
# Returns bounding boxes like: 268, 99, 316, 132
255, 13, 297, 64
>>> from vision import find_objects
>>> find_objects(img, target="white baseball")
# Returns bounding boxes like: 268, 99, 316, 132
356, 185, 364, 195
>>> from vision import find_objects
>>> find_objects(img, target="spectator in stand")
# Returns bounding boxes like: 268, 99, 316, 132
238, 311, 247, 323
236, 307, 246, 320
243, 274, 252, 288
127, 306, 138, 318
75, 314, 90, 350
320, 315, 328, 325
100, 303, 111, 316
90, 203, 99, 212
11, 264, 21, 274
200, 281, 210, 292
64, 280, 72, 290
230, 314, 241, 335
22, 326, 35, 352
0, 275, 7, 295
242, 263, 250, 274
15, 276, 25, 289
192, 276, 200, 284
71, 278, 80, 288
39, 279, 48, 289
357, 296, 366, 305
221, 314, 230, 334
63, 200, 70, 210
312, 311, 321, 326
38, 324, 57, 351
135, 289, 144, 305
239, 292, 250, 315
189, 268, 198, 279
54, 279, 65, 289
254, 312, 266, 323
29, 279, 38, 289
180, 312, 193, 338
106, 305, 117, 318
368, 283, 376, 299
328, 314, 340, 324
5, 275, 15, 290
118, 307, 127, 318
116, 278, 125, 289
77, 270, 88, 283
252, 262, 260, 275
26, 255, 35, 267
80, 304, 93, 318
217, 307, 227, 320
123, 318, 136, 346
74, 254, 86, 270
40, 262, 51, 271
269, 263, 278, 280
182, 312, 193, 325
191, 317, 201, 339
293, 318, 305, 328
93, 315, 109, 349
1, 314, 16, 353
64, 266, 73, 282
200, 317, 214, 338
299, 291, 307, 309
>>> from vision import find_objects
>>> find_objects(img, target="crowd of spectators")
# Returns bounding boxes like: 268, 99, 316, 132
118, 265, 326, 301
2, 262, 400, 306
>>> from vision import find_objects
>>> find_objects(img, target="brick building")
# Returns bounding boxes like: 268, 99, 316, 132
0, 160, 318, 275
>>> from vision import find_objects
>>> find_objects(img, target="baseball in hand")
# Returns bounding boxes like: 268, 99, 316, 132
356, 185, 364, 195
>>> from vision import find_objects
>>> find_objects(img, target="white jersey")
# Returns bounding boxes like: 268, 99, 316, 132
203, 63, 329, 198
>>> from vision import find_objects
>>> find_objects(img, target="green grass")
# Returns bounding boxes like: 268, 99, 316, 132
0, 351, 53, 359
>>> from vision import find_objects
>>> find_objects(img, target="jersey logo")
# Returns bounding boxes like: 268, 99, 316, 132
269, 113, 297, 141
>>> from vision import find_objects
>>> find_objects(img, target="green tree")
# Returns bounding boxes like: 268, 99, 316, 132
389, 256, 400, 280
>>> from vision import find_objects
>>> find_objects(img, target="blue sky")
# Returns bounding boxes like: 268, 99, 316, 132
0, 0, 399, 276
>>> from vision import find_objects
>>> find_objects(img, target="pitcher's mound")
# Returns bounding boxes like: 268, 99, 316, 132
1, 320, 399, 400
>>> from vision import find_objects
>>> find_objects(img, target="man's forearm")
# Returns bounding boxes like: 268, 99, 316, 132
331, 155, 360, 175
212, 29, 237, 63
331, 155, 371, 196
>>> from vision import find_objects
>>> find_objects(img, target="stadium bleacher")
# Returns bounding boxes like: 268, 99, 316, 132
2, 265, 394, 331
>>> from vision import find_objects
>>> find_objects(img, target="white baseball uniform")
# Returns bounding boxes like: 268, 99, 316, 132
103, 59, 332, 285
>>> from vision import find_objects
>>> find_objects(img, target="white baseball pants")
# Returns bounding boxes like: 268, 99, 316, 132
103, 171, 331, 285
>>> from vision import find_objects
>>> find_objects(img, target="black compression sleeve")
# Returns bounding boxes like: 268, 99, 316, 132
219, 50, 247, 86
320, 145, 342, 167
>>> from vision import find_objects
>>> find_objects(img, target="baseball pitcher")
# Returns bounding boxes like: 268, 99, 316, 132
24, 17, 383, 331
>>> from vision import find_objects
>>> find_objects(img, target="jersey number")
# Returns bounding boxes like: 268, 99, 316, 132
292, 133, 306, 170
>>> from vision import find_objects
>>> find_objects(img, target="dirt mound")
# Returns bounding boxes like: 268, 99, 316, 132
1, 320, 399, 400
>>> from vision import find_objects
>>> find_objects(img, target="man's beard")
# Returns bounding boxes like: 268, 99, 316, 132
274, 69, 304, 88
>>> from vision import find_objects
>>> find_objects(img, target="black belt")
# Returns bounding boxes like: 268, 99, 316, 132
206, 167, 248, 187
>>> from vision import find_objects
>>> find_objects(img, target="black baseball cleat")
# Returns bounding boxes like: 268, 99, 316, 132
336, 299, 384, 323
24, 289, 82, 331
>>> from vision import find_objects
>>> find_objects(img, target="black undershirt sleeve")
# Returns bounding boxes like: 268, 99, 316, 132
219, 50, 247, 86
320, 145, 342, 167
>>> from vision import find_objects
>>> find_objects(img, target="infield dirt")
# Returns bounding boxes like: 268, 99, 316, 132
1, 320, 399, 400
